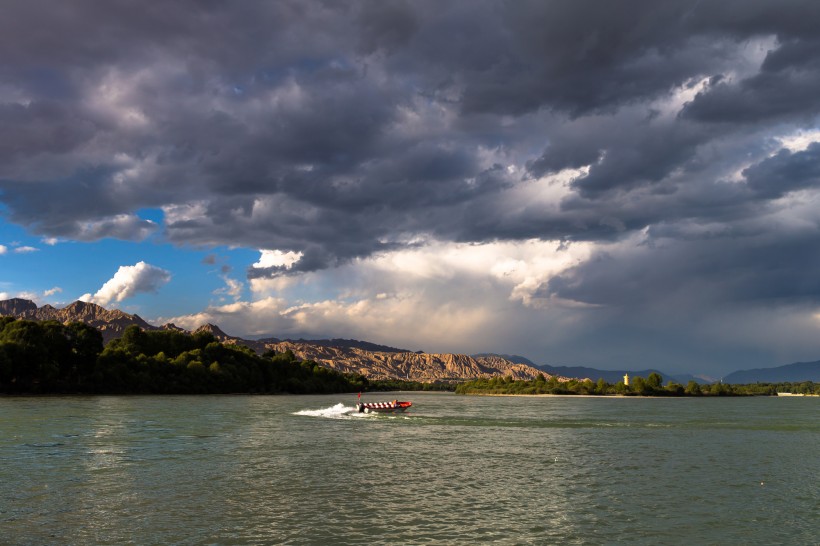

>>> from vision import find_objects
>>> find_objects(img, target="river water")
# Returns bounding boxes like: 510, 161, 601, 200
1, 393, 817, 545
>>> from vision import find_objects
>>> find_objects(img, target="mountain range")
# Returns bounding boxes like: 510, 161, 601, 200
722, 361, 820, 383
476, 354, 719, 385
2, 298, 818, 384
0, 298, 157, 342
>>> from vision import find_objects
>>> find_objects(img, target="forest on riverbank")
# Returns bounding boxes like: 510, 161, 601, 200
455, 373, 820, 396
0, 318, 370, 394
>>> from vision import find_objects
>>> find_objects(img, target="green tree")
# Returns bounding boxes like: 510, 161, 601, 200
685, 380, 702, 395
631, 376, 648, 395
0, 342, 17, 391
64, 322, 104, 386
665, 382, 684, 395
0, 320, 54, 391
710, 382, 729, 396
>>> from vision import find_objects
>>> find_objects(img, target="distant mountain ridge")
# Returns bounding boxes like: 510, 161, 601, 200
723, 361, 820, 383
0, 298, 157, 343
258, 337, 413, 354
0, 298, 38, 315
534, 364, 676, 384
472, 353, 536, 366
476, 354, 710, 384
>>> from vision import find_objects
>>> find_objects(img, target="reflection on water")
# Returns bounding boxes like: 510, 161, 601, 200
0, 394, 817, 544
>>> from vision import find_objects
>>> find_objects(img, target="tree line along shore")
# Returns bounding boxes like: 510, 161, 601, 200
0, 317, 816, 396
455, 374, 820, 397
0, 317, 450, 395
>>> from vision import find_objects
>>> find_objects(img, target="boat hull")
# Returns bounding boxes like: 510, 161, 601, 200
356, 401, 412, 414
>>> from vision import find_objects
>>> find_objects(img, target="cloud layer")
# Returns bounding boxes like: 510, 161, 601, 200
3, 1, 820, 372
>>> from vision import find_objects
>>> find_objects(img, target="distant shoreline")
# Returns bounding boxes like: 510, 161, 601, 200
466, 392, 818, 398
468, 393, 671, 399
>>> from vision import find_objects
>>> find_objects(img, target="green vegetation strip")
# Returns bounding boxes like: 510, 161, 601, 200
1, 316, 815, 396
455, 373, 819, 397
0, 318, 368, 395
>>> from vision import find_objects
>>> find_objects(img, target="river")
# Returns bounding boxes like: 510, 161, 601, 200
1, 393, 817, 544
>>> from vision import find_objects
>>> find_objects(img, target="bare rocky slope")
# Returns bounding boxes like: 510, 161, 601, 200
0, 298, 550, 382
261, 341, 547, 382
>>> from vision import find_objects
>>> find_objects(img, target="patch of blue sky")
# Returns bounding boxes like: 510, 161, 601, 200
0, 212, 258, 318
135, 207, 165, 225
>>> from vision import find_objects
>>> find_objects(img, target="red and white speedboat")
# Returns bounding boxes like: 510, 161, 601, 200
356, 399, 412, 413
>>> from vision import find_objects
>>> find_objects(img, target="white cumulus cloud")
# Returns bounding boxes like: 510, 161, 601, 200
253, 249, 303, 270
160, 297, 291, 336
13, 246, 38, 253
195, 239, 596, 353
213, 275, 244, 301
80, 261, 171, 306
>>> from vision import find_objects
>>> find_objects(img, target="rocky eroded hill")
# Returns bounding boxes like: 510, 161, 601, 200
260, 341, 547, 382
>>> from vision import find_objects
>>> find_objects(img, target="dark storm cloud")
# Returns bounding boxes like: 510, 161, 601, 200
0, 101, 100, 160
743, 143, 820, 198
357, 0, 420, 54
0, 166, 160, 240
529, 116, 709, 198
543, 228, 820, 313
681, 38, 820, 123
2, 0, 820, 293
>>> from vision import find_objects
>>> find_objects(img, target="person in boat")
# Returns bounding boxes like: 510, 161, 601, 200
392, 399, 398, 408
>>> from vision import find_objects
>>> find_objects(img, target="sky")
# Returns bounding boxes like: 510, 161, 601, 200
2, 1, 820, 376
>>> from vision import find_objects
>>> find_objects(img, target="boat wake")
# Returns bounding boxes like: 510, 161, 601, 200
294, 403, 413, 420
294, 403, 362, 419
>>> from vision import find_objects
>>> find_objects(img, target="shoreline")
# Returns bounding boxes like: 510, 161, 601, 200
466, 393, 670, 399
460, 392, 797, 399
